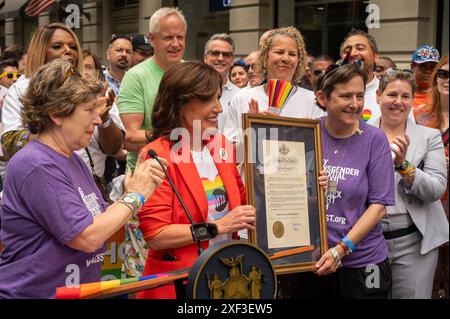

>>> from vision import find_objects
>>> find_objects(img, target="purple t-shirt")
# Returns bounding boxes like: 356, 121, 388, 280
0, 140, 108, 298
320, 117, 395, 268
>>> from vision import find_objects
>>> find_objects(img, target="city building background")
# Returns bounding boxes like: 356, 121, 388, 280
0, 0, 448, 68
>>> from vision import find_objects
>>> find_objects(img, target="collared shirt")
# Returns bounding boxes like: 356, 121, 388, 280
103, 69, 121, 96
218, 78, 240, 133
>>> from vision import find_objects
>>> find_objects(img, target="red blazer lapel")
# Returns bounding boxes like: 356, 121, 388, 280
172, 150, 209, 221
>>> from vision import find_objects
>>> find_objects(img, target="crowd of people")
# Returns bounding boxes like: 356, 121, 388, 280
0, 6, 447, 299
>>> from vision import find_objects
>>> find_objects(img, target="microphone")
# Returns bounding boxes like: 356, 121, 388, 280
148, 149, 217, 256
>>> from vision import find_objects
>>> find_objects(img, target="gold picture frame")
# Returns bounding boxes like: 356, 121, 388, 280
242, 113, 328, 274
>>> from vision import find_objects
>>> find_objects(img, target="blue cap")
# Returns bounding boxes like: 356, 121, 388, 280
233, 59, 249, 69
412, 45, 440, 64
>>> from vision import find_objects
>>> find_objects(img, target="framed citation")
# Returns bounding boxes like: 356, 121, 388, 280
242, 114, 328, 274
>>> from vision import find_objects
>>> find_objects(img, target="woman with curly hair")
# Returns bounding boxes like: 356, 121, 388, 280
223, 26, 325, 144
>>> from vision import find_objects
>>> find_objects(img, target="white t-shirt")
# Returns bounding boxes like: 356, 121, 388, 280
0, 76, 124, 177
223, 85, 325, 144
192, 147, 232, 246
218, 79, 241, 133
364, 76, 415, 125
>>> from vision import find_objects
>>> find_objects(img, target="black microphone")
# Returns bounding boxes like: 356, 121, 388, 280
148, 149, 217, 256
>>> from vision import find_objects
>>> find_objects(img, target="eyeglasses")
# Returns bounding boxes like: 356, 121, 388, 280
0, 71, 22, 80
207, 50, 233, 58
437, 69, 449, 80
58, 65, 81, 88
385, 68, 415, 80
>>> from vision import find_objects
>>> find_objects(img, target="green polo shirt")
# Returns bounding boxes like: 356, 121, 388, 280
118, 57, 164, 170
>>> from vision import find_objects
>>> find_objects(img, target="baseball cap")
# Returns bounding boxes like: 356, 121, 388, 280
131, 34, 152, 51
411, 45, 440, 64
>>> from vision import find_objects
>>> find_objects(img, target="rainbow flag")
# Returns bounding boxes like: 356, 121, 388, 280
55, 273, 176, 299
268, 79, 298, 115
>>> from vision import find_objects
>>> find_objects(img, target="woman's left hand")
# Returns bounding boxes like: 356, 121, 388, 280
318, 169, 328, 193
392, 134, 410, 167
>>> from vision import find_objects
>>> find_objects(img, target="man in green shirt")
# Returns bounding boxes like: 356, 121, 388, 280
119, 7, 187, 171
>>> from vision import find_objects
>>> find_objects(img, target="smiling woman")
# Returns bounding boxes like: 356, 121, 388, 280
224, 26, 325, 145
289, 63, 396, 299
373, 69, 448, 299
137, 61, 256, 299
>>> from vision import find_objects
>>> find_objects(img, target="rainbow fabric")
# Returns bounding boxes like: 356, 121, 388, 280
55, 273, 171, 299
201, 175, 229, 220
268, 79, 298, 114
362, 109, 372, 122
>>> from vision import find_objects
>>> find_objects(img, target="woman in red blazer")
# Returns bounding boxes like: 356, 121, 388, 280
137, 61, 256, 299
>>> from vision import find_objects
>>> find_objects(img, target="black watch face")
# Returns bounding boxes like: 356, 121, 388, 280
197, 227, 208, 237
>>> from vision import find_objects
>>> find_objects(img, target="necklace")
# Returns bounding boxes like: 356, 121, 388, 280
324, 121, 360, 195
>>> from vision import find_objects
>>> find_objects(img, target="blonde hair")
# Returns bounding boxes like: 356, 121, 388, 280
254, 26, 307, 85
21, 59, 101, 134
25, 23, 83, 78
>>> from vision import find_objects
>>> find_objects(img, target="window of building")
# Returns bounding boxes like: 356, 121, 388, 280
177, 0, 230, 59
293, 0, 368, 60
112, 0, 139, 9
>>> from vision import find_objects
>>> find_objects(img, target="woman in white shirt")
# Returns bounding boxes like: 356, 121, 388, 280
223, 26, 325, 145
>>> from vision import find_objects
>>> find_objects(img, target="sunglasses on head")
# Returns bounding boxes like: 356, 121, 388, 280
110, 33, 131, 44
313, 69, 323, 76
0, 71, 22, 80
207, 50, 233, 58
385, 68, 415, 80
437, 69, 449, 80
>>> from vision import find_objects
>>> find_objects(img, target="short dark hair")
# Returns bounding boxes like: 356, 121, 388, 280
340, 29, 379, 56
1, 44, 27, 61
0, 59, 19, 74
315, 64, 368, 108
152, 61, 222, 140
82, 49, 105, 82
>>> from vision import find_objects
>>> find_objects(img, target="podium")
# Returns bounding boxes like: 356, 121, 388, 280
56, 241, 314, 299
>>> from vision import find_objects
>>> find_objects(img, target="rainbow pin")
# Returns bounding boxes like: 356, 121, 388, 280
362, 109, 372, 122
268, 79, 298, 114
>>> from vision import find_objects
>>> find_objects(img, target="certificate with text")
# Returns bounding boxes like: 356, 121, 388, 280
263, 140, 311, 249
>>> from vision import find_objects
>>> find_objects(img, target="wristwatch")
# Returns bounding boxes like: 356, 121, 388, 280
395, 160, 409, 171
190, 222, 218, 242
120, 193, 140, 216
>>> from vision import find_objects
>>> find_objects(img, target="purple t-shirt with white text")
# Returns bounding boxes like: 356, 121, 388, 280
320, 117, 395, 268
0, 140, 108, 298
